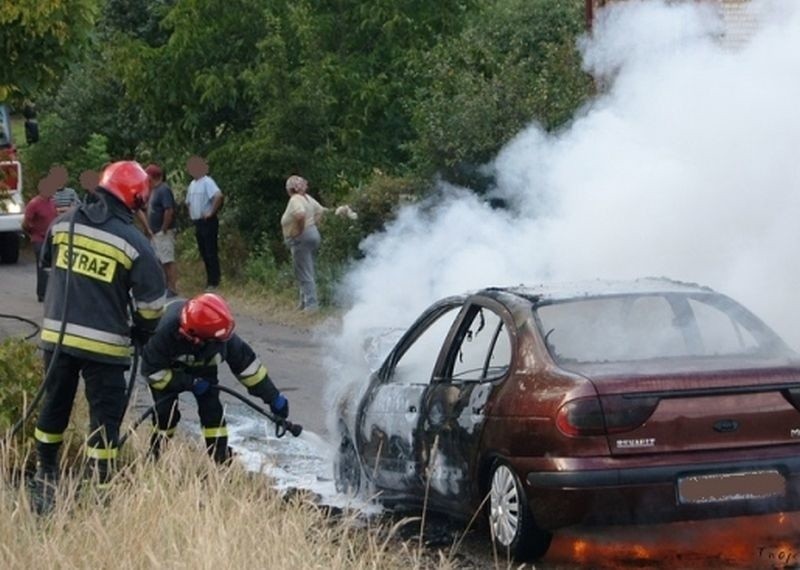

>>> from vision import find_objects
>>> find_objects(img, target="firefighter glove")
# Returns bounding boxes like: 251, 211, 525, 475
270, 393, 289, 419
192, 378, 211, 396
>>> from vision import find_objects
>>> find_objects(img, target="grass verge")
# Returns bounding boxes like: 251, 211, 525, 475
0, 437, 459, 570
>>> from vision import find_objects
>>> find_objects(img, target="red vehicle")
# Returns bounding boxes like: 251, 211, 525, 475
335, 278, 800, 560
0, 104, 23, 263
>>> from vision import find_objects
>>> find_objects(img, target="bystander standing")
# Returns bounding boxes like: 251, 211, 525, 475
185, 156, 223, 291
22, 178, 57, 302
144, 163, 178, 297
280, 175, 357, 312
49, 165, 81, 214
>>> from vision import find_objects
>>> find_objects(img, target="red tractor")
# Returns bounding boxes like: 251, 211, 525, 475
0, 104, 24, 263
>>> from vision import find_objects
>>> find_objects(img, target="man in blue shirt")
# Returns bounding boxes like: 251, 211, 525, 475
185, 155, 223, 290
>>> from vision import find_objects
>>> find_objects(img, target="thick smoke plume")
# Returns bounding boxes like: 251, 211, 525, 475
323, 0, 800, 426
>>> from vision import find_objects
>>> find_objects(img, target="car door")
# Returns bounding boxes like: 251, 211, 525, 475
418, 298, 514, 510
357, 300, 463, 496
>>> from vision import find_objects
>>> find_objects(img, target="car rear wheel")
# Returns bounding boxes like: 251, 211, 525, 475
334, 435, 361, 494
488, 462, 552, 561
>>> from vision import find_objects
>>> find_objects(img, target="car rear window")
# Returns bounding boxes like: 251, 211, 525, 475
535, 293, 784, 364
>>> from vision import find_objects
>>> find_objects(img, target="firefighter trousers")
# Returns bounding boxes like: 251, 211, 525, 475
148, 385, 229, 463
35, 351, 128, 483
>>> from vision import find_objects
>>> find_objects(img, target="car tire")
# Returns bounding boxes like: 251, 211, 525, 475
334, 434, 361, 495
0, 233, 19, 264
488, 461, 552, 561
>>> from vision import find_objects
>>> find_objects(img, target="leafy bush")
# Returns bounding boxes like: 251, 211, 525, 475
68, 133, 111, 179
243, 233, 295, 293
317, 170, 424, 264
218, 223, 254, 282
0, 339, 43, 439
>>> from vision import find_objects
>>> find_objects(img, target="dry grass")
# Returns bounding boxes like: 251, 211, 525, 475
0, 438, 458, 570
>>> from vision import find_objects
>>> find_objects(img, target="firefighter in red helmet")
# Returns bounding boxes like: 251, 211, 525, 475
34, 160, 166, 513
140, 293, 289, 463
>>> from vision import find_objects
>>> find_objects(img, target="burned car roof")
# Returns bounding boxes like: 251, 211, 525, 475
486, 277, 714, 305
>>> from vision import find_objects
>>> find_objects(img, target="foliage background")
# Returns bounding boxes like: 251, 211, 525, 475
0, 339, 43, 439
8, 0, 592, 306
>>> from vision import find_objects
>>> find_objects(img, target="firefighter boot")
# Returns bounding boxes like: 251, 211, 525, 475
80, 457, 116, 506
31, 443, 60, 515
205, 436, 232, 464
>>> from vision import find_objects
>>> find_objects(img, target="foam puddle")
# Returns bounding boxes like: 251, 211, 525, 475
187, 411, 380, 514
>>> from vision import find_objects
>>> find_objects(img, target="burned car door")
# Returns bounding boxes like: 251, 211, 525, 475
418, 299, 514, 510
358, 301, 463, 496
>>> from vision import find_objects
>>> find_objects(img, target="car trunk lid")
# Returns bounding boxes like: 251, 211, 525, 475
566, 357, 800, 455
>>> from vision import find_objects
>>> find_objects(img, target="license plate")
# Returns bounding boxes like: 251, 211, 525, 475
677, 470, 786, 504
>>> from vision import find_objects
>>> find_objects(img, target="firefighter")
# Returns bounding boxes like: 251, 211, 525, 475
33, 161, 166, 512
140, 293, 289, 463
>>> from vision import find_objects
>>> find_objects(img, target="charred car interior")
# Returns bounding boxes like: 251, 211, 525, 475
334, 278, 800, 561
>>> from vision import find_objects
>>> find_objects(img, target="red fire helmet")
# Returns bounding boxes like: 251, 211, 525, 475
99, 161, 150, 210
179, 293, 235, 343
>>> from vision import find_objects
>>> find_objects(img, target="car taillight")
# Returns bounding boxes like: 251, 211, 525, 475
556, 398, 605, 436
556, 395, 659, 437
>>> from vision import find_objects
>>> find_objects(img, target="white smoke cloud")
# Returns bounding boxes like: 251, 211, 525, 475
323, 0, 800, 428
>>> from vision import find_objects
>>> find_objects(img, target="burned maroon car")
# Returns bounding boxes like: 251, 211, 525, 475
334, 278, 800, 560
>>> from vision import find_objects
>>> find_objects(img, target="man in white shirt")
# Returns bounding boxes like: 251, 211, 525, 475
185, 155, 224, 290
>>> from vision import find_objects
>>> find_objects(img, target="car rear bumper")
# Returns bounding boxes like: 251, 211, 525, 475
0, 213, 23, 233
515, 451, 800, 529
526, 454, 800, 487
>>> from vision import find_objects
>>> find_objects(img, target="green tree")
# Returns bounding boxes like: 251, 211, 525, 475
0, 0, 100, 101
206, 0, 477, 249
116, 0, 267, 155
101, 0, 175, 46
22, 54, 153, 192
409, 0, 592, 187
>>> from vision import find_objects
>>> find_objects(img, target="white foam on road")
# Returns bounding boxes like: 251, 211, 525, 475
225, 415, 381, 514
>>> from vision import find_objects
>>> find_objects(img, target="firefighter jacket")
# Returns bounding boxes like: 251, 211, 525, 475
40, 191, 166, 365
140, 301, 280, 403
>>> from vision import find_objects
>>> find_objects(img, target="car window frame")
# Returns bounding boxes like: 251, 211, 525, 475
435, 296, 516, 384
378, 296, 467, 385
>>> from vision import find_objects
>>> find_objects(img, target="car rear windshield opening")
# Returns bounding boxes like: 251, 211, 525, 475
535, 293, 784, 364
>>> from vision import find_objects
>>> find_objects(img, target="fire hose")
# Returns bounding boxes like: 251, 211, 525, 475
216, 385, 303, 438
0, 314, 40, 340
118, 384, 303, 449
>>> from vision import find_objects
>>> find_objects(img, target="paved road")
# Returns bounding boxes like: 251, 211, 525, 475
0, 247, 329, 436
